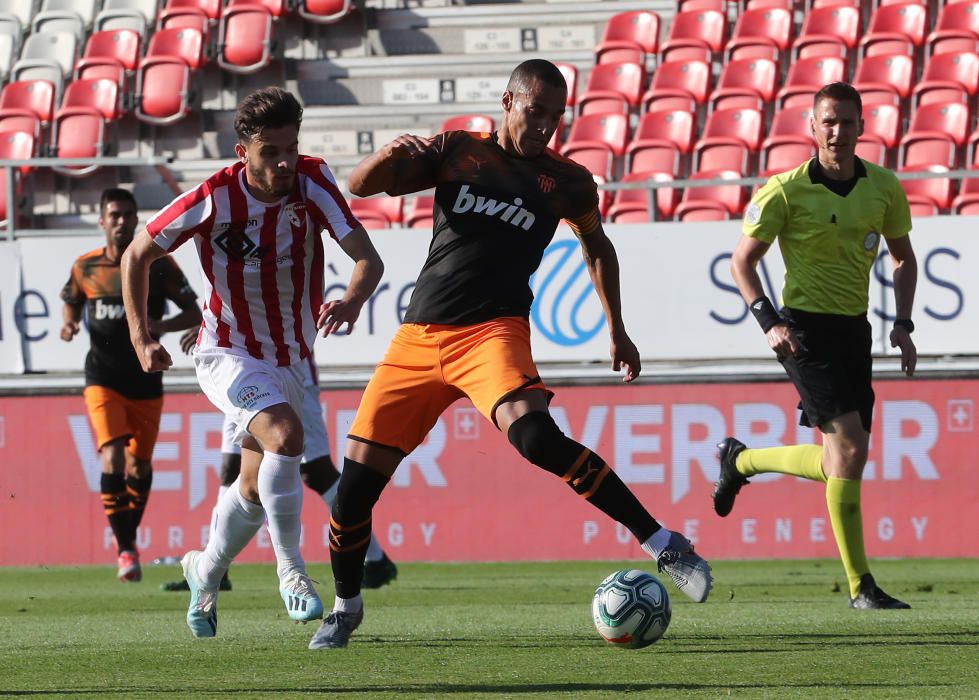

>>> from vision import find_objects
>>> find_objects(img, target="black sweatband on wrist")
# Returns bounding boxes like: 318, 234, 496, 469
894, 318, 915, 334
749, 296, 782, 333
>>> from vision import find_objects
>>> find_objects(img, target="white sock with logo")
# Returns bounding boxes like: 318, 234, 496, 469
257, 451, 306, 580
199, 478, 264, 590
640, 527, 674, 559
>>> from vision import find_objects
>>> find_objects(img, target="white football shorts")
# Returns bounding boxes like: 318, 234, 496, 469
214, 354, 330, 461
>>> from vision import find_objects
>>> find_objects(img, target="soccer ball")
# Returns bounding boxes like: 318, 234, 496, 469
592, 568, 671, 649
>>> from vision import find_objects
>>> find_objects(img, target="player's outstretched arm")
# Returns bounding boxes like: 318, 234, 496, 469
885, 233, 918, 376
578, 226, 640, 382
348, 135, 438, 197
121, 229, 173, 372
317, 225, 385, 336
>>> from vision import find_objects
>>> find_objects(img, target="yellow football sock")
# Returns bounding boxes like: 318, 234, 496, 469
735, 445, 826, 482
826, 477, 870, 598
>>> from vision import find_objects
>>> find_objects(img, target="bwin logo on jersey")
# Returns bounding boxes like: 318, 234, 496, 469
530, 239, 604, 347
451, 185, 536, 230
94, 299, 125, 320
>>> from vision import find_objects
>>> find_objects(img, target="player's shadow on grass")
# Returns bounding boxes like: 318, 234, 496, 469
3, 681, 956, 696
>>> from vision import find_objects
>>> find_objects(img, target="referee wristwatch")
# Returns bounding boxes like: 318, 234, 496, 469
894, 318, 915, 334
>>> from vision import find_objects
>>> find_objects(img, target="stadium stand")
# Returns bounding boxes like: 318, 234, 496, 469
2, 0, 979, 227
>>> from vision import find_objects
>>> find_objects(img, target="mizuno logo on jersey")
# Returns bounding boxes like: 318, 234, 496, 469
94, 299, 125, 320
450, 185, 536, 231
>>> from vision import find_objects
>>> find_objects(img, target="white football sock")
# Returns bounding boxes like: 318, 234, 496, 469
640, 527, 673, 559
199, 478, 264, 590
207, 484, 230, 545
257, 451, 305, 580
334, 594, 362, 613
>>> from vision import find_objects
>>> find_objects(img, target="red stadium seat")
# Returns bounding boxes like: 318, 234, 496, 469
862, 102, 902, 149
608, 171, 679, 222
298, 0, 351, 24
164, 0, 223, 21
640, 59, 711, 113
694, 107, 764, 170
860, 2, 928, 58
676, 201, 731, 221
217, 4, 275, 74
158, 7, 210, 37
625, 108, 696, 176
134, 27, 204, 124
595, 10, 659, 65
899, 101, 971, 168
50, 107, 107, 176
899, 164, 954, 210
855, 137, 888, 166
767, 105, 814, 140
405, 194, 434, 229
793, 5, 861, 59
577, 62, 644, 116
776, 56, 846, 109
709, 57, 778, 113
927, 1, 979, 57
560, 112, 629, 180
59, 77, 122, 121
75, 28, 141, 74
547, 113, 565, 152
145, 27, 206, 69
440, 114, 494, 133
555, 62, 577, 108
353, 195, 403, 226
912, 51, 979, 108
659, 9, 726, 64
349, 199, 397, 229
761, 136, 815, 176
951, 167, 979, 213
229, 0, 286, 18
0, 130, 35, 224
0, 111, 41, 144
676, 169, 746, 218
906, 195, 939, 216
0, 79, 55, 126
851, 53, 914, 105
725, 7, 794, 62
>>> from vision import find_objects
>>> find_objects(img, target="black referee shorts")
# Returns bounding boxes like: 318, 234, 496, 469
778, 307, 875, 433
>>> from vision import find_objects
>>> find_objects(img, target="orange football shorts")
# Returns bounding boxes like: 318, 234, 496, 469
83, 386, 164, 461
348, 317, 550, 454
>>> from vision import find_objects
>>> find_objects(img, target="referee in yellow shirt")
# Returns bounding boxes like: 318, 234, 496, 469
715, 82, 917, 609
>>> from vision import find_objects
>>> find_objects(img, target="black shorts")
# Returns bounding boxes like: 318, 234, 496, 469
778, 308, 875, 433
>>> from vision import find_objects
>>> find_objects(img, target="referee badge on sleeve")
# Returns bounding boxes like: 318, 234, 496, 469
863, 230, 880, 251
745, 201, 761, 225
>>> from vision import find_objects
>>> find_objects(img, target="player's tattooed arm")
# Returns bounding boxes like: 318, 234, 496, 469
349, 134, 438, 197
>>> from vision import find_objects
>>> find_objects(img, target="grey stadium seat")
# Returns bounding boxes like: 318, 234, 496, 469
41, 0, 99, 29
31, 10, 86, 44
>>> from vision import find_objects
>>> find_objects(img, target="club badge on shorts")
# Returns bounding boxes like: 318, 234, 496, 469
863, 230, 880, 251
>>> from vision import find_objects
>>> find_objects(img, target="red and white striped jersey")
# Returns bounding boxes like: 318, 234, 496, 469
147, 156, 360, 366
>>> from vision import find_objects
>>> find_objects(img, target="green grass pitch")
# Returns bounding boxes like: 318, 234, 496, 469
1, 559, 976, 699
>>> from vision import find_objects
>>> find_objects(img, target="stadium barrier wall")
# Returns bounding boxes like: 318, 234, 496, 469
1, 216, 977, 373
1, 378, 976, 566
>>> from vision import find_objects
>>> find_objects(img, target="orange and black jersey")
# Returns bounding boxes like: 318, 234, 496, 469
61, 248, 197, 399
395, 130, 601, 325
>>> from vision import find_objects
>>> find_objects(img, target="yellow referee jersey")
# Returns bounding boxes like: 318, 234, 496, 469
743, 158, 912, 316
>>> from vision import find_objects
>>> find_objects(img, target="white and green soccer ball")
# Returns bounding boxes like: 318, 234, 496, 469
592, 568, 671, 649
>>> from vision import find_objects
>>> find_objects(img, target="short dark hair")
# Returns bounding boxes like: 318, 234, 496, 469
813, 82, 862, 115
234, 87, 303, 143
506, 59, 568, 95
100, 187, 137, 214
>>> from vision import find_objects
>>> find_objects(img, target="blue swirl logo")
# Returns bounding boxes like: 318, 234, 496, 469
530, 240, 605, 346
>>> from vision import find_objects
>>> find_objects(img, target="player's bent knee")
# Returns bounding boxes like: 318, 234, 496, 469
506, 412, 578, 475
300, 456, 339, 495
333, 458, 390, 523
